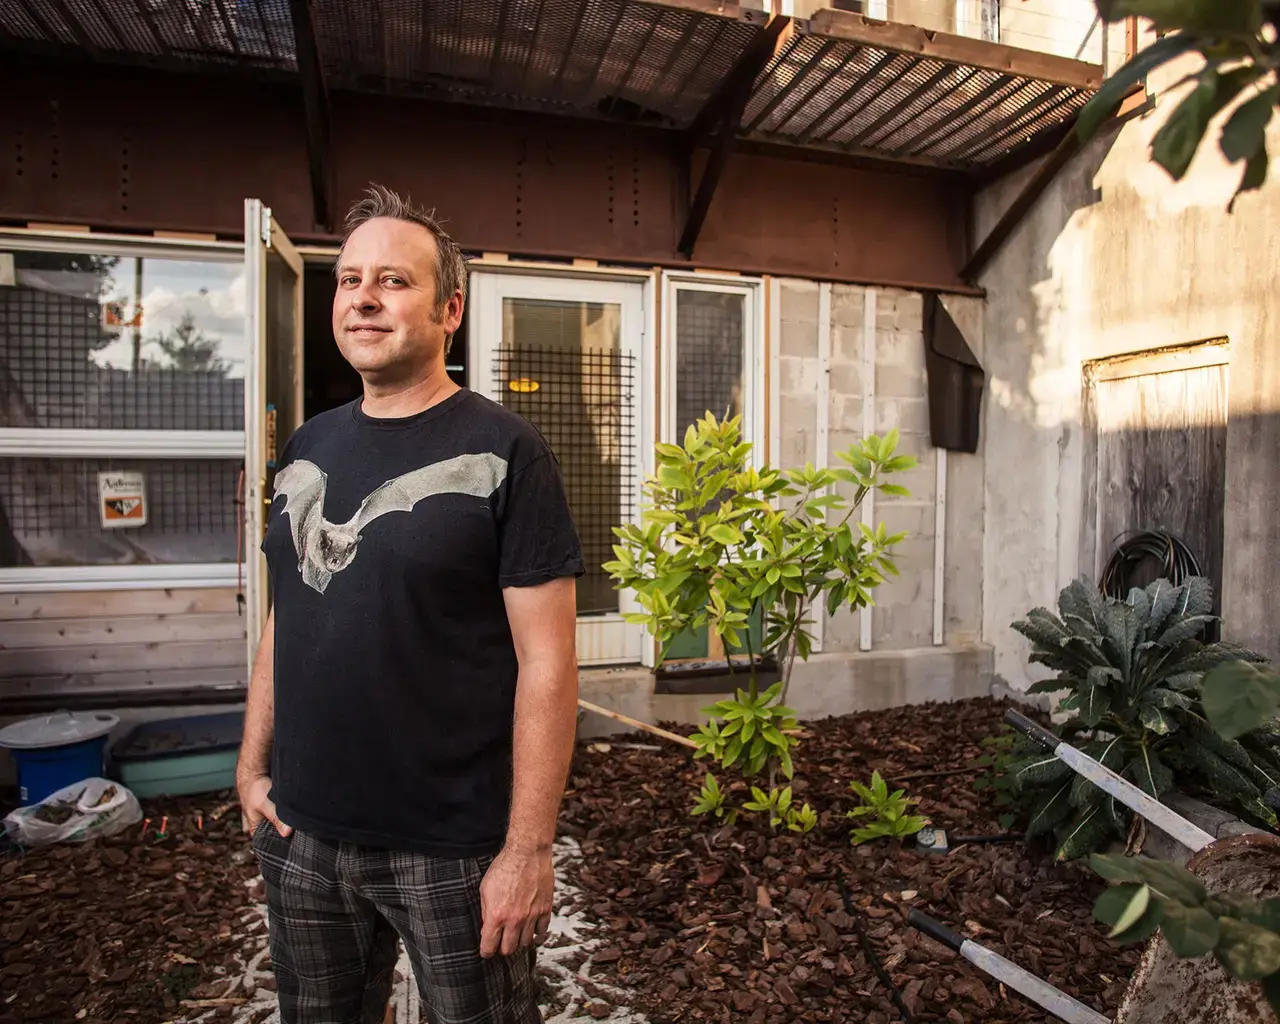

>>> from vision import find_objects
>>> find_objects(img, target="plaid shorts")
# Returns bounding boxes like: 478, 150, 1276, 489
251, 824, 542, 1024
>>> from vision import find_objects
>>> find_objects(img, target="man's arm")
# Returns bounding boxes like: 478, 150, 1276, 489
235, 608, 291, 835
479, 575, 578, 958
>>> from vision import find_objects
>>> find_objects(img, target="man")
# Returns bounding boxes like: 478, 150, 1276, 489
236, 184, 582, 1024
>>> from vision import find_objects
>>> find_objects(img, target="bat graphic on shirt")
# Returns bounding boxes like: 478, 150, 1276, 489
272, 452, 508, 594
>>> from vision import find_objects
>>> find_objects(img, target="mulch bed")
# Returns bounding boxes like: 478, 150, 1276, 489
558, 695, 1142, 1024
0, 696, 1142, 1024
0, 794, 264, 1024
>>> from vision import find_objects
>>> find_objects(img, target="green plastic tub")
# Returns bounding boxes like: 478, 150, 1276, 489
109, 711, 243, 798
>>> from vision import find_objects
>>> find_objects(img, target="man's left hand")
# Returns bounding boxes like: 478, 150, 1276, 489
479, 845, 554, 958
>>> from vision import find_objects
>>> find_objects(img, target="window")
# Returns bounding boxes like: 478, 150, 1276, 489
661, 273, 765, 664
0, 236, 246, 588
664, 274, 764, 458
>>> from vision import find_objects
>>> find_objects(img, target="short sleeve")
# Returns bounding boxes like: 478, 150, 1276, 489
497, 452, 585, 588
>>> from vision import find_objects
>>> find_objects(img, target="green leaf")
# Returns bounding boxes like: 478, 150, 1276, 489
1221, 85, 1278, 165
1161, 902, 1220, 958
1091, 853, 1144, 884
1011, 754, 1073, 791
1109, 883, 1151, 938
1151, 67, 1259, 181
1055, 805, 1113, 861
1216, 917, 1280, 981
1027, 780, 1073, 837
1202, 661, 1280, 740
1147, 579, 1179, 632
1077, 34, 1201, 143
1095, 882, 1165, 944
1156, 614, 1216, 648
1185, 742, 1262, 802
1138, 704, 1176, 736
1080, 681, 1114, 729
1126, 748, 1174, 799
1135, 858, 1207, 905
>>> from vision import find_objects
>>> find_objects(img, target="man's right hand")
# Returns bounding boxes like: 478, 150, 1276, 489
238, 773, 292, 837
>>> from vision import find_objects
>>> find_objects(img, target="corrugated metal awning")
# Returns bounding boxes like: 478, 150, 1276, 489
310, 0, 765, 126
0, 0, 766, 128
1, 2, 1101, 167
741, 9, 1102, 170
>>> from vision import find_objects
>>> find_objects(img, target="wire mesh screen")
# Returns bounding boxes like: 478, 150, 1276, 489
675, 289, 745, 436
0, 252, 245, 430
493, 333, 635, 616
0, 457, 240, 567
745, 30, 1094, 167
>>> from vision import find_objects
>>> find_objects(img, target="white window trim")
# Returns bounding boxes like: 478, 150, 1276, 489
0, 563, 240, 594
661, 271, 767, 461
1, 230, 247, 591
0, 429, 245, 458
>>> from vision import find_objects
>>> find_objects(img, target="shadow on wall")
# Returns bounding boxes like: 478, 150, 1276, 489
977, 95, 1280, 694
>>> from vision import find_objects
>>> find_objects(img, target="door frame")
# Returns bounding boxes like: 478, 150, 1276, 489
243, 199, 305, 669
467, 265, 657, 667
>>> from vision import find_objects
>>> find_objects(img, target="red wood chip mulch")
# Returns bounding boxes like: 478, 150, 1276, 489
558, 695, 1142, 1024
0, 696, 1142, 1024
0, 795, 264, 1024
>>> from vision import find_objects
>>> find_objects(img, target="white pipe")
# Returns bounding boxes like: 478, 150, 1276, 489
933, 447, 947, 646
860, 289, 876, 652
813, 282, 831, 654
1006, 711, 1215, 853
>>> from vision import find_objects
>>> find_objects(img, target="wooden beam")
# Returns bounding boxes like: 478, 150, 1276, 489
679, 14, 791, 256
807, 8, 1104, 91
286, 0, 334, 232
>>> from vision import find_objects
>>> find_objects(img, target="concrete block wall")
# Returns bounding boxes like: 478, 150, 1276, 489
775, 279, 986, 657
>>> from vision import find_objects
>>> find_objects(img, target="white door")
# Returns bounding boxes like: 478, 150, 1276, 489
469, 272, 648, 666
243, 199, 304, 669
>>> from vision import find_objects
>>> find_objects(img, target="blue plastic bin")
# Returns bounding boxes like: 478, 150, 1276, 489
0, 711, 119, 805
10, 737, 110, 805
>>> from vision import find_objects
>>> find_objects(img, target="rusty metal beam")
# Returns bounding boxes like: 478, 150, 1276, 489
679, 14, 789, 256
287, 0, 333, 231
958, 98, 1129, 283
686, 13, 788, 144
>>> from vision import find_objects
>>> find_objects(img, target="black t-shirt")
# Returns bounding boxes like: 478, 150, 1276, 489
262, 388, 583, 856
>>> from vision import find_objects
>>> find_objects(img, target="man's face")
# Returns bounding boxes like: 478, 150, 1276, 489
332, 217, 463, 383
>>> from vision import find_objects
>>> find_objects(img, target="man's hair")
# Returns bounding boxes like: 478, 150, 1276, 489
339, 183, 468, 328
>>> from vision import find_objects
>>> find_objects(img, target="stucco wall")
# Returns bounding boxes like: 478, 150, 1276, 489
977, 59, 1280, 694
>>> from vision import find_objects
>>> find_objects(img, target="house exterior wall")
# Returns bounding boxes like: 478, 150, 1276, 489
977, 57, 1280, 696
766, 276, 990, 717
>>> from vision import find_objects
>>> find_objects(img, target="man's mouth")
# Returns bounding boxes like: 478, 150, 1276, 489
348, 324, 391, 337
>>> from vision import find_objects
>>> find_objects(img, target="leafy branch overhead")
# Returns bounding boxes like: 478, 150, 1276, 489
1079, 0, 1280, 208
1009, 576, 1279, 860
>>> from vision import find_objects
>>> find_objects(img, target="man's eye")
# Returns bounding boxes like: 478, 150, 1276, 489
341, 276, 359, 286
384, 277, 404, 286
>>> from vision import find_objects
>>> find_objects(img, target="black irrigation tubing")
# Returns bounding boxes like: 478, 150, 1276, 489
837, 875, 918, 1024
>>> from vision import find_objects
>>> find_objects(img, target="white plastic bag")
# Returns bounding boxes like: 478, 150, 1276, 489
3, 777, 142, 847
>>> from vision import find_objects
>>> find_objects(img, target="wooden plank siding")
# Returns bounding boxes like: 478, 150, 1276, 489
0, 588, 248, 703
1086, 354, 1228, 602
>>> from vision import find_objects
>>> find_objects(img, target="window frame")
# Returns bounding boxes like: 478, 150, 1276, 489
661, 271, 766, 462
0, 229, 247, 591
